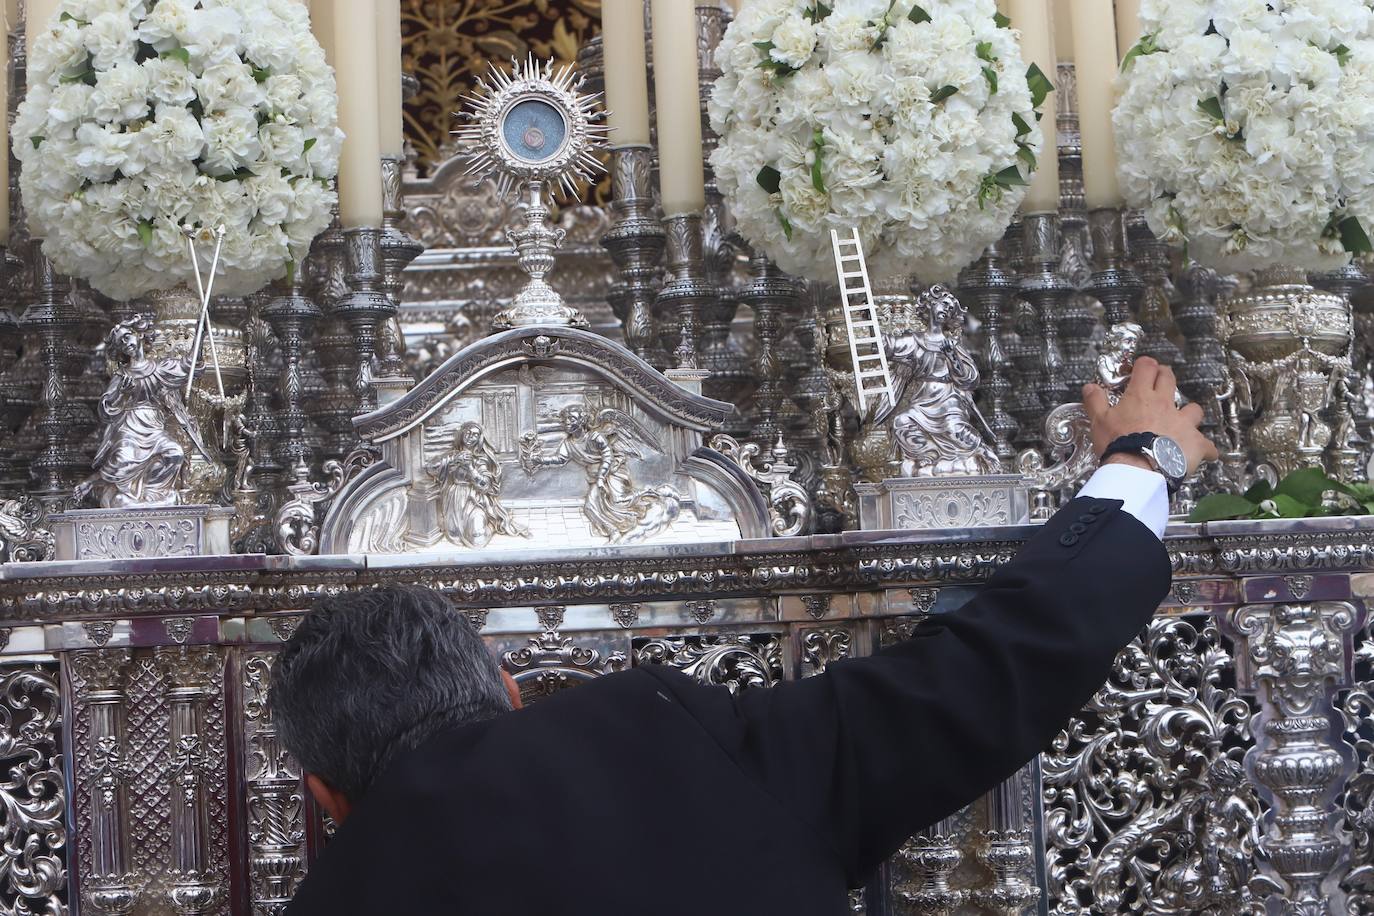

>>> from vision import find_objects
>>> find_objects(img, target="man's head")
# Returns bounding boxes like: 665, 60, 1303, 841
270, 585, 517, 823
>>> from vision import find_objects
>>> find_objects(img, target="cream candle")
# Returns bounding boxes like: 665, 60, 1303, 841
1071, 0, 1121, 207
1008, 0, 1059, 212
0, 7, 9, 247
602, 0, 652, 147
376, 0, 404, 158
334, 0, 384, 226
312, 0, 336, 69
650, 0, 705, 216
1053, 0, 1072, 63
24, 0, 58, 60
1115, 0, 1142, 61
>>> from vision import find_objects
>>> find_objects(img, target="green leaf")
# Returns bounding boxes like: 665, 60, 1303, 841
1243, 480, 1274, 502
753, 40, 775, 54
286, 260, 296, 286
303, 136, 316, 152
1187, 492, 1260, 522
30, 136, 43, 149
161, 46, 191, 64
805, 1, 831, 20
1340, 215, 1374, 254
994, 10, 1010, 27
1016, 143, 1036, 170
251, 65, 270, 83
1274, 465, 1339, 506
136, 220, 154, 246
778, 212, 793, 240
982, 65, 998, 93
59, 70, 95, 85
1271, 493, 1312, 518
1012, 111, 1032, 137
993, 164, 1027, 188
1334, 43, 1352, 66
976, 40, 995, 62
810, 128, 826, 194
907, 4, 931, 23
1198, 95, 1225, 121
930, 84, 958, 103
756, 165, 781, 195
1120, 32, 1159, 71
58, 11, 89, 24
1026, 63, 1055, 108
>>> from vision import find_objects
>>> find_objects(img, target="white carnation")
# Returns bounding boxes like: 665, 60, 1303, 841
711, 0, 1043, 283
1117, 0, 1374, 271
13, 0, 340, 299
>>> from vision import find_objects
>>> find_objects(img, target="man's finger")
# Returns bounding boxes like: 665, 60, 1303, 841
1199, 433, 1220, 462
1154, 364, 1177, 398
1181, 401, 1204, 426
1127, 356, 1159, 395
1082, 383, 1108, 419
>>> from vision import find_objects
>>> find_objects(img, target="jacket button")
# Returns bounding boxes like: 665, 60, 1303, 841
1059, 533, 1078, 546
1069, 522, 1087, 534
1079, 513, 1097, 524
1089, 504, 1110, 515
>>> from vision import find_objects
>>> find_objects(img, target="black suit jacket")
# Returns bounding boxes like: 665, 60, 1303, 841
285, 498, 1170, 914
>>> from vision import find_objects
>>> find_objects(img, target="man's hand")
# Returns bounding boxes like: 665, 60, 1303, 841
1082, 357, 1219, 475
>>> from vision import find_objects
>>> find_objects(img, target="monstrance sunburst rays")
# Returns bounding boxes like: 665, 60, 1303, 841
451, 56, 608, 330
454, 55, 608, 200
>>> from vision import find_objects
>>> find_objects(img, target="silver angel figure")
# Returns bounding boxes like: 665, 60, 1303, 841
75, 315, 212, 508
877, 285, 999, 477
426, 421, 530, 549
520, 405, 681, 544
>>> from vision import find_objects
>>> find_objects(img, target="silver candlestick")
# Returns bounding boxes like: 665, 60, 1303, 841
1125, 210, 1184, 366
656, 213, 713, 370
601, 145, 665, 361
334, 227, 394, 416
378, 155, 423, 377
22, 252, 83, 506
975, 767, 1040, 915
262, 269, 322, 475
959, 238, 1019, 465
492, 178, 588, 331
1086, 208, 1143, 327
738, 251, 799, 446
1020, 213, 1073, 413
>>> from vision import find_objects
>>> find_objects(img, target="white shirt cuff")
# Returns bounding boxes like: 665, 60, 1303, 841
1075, 463, 1169, 540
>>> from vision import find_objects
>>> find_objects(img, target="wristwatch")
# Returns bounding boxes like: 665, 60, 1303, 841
1101, 432, 1188, 491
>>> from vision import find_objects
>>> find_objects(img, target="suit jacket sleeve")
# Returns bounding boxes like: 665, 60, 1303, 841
642, 497, 1171, 886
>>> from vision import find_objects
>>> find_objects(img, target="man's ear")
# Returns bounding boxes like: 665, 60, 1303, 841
502, 670, 523, 710
305, 773, 353, 826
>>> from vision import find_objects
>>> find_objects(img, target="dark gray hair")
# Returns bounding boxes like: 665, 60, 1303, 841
270, 585, 511, 800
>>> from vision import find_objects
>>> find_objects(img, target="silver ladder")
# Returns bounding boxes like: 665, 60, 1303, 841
829, 227, 895, 413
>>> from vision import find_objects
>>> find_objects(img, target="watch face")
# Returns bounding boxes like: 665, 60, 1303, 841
1152, 436, 1188, 479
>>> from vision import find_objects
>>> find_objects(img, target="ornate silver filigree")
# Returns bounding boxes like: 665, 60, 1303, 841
709, 434, 811, 536
634, 634, 782, 694
0, 496, 54, 561
1044, 616, 1259, 913
241, 652, 307, 915
0, 665, 67, 916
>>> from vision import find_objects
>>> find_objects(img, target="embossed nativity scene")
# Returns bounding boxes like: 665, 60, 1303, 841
5, 0, 1374, 913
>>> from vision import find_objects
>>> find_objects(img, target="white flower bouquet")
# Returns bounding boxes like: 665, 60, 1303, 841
14, 0, 343, 300
1115, 0, 1374, 272
709, 0, 1050, 283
